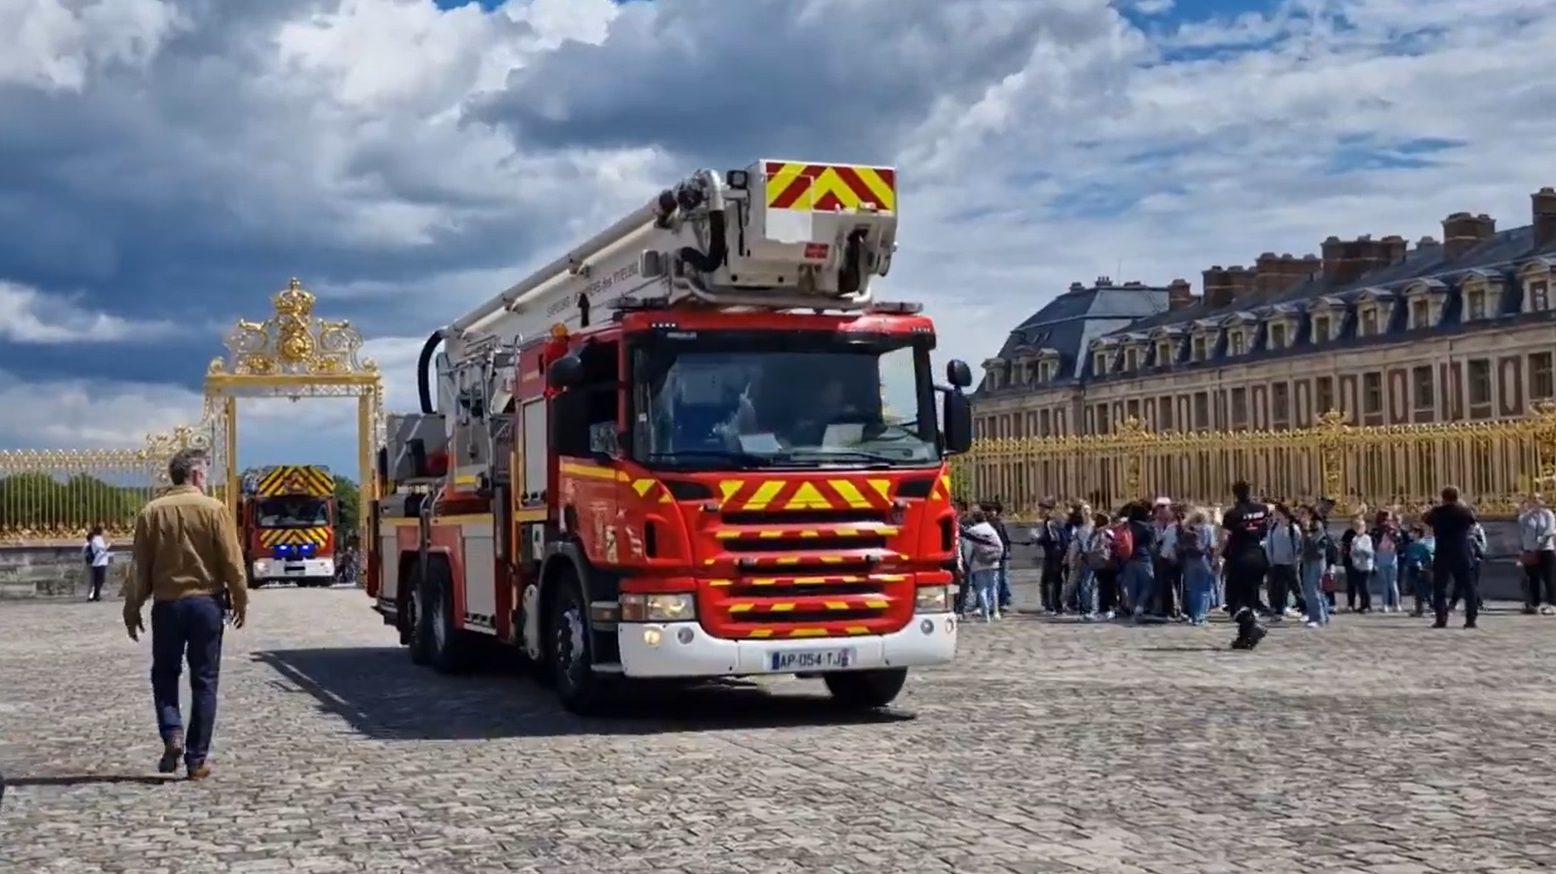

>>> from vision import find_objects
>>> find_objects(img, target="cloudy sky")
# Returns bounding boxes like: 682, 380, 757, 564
3, 0, 1554, 478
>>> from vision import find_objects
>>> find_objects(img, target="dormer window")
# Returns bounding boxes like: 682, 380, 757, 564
1466, 288, 1487, 321
1403, 279, 1447, 331
1157, 339, 1174, 365
1228, 330, 1245, 355
1124, 346, 1139, 371
1312, 314, 1332, 343
1268, 322, 1287, 350
1093, 350, 1109, 375
1037, 360, 1056, 382
1192, 334, 1208, 361
1359, 307, 1379, 337
1521, 259, 1555, 313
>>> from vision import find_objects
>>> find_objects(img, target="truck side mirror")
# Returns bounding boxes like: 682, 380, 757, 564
942, 389, 973, 455
946, 359, 972, 389
548, 354, 584, 390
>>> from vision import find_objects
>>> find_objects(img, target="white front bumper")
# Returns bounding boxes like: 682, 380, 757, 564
252, 557, 335, 579
617, 614, 958, 678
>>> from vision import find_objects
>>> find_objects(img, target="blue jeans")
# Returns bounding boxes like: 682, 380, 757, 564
1125, 559, 1155, 614
1074, 566, 1097, 615
1183, 557, 1215, 622
971, 568, 1000, 618
151, 595, 225, 766
997, 559, 1011, 608
1301, 560, 1330, 625
1374, 559, 1400, 609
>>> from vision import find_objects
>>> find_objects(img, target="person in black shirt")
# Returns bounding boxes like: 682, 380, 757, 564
1220, 480, 1271, 615
1423, 485, 1479, 629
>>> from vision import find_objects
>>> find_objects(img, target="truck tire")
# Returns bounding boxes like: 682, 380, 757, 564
405, 571, 432, 666
423, 565, 474, 674
822, 668, 907, 710
547, 573, 609, 715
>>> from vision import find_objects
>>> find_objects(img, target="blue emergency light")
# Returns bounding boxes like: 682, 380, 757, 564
272, 542, 317, 560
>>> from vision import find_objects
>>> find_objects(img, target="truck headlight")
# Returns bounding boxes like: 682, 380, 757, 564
620, 593, 696, 622
914, 585, 951, 613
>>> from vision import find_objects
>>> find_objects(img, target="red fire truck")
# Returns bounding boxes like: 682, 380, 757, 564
367, 159, 974, 713
240, 464, 337, 588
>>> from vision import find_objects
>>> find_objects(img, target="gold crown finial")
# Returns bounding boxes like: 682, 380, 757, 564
273, 277, 315, 319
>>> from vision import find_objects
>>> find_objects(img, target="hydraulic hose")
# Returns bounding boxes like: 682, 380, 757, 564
416, 330, 442, 414
677, 170, 729, 274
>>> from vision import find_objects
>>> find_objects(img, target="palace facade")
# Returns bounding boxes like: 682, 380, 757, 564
967, 186, 1556, 509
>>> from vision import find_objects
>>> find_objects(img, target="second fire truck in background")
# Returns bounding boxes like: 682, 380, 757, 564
240, 464, 338, 588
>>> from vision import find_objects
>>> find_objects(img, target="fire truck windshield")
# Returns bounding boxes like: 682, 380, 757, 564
256, 496, 331, 528
633, 332, 938, 470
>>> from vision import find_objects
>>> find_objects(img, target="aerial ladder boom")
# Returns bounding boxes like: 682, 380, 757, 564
446, 159, 901, 351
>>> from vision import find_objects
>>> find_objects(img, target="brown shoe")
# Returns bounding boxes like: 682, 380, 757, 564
186, 761, 212, 781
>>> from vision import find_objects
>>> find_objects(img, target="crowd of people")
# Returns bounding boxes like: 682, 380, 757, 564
954, 484, 1556, 630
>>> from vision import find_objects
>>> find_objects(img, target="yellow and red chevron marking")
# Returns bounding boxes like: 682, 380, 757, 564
726, 595, 890, 615
764, 162, 896, 213
706, 572, 907, 588
255, 465, 332, 497
712, 525, 900, 541
257, 526, 331, 549
715, 476, 895, 512
743, 626, 875, 639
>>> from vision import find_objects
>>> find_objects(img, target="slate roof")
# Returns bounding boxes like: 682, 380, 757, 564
977, 282, 1170, 393
978, 213, 1556, 394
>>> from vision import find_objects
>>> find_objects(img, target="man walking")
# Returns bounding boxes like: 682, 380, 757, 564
124, 448, 248, 780
1423, 485, 1478, 629
1219, 480, 1270, 616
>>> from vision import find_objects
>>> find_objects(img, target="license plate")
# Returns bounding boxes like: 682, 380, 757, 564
769, 648, 855, 672
284, 564, 305, 573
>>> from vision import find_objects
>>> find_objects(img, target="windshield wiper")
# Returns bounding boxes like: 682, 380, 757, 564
647, 449, 775, 467
782, 448, 921, 466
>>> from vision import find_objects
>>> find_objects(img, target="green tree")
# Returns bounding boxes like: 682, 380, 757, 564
333, 475, 360, 545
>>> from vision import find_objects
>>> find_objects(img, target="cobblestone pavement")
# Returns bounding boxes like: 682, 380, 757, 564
3, 582, 1556, 874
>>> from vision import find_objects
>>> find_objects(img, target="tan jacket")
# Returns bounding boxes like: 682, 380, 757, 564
125, 485, 248, 618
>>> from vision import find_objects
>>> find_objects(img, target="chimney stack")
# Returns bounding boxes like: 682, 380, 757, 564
1254, 251, 1320, 295
1069, 281, 1086, 293
1167, 278, 1195, 310
1321, 234, 1397, 285
1380, 234, 1408, 265
1533, 187, 1556, 250
1202, 265, 1233, 309
1227, 265, 1256, 300
1096, 276, 1113, 287
1441, 212, 1496, 260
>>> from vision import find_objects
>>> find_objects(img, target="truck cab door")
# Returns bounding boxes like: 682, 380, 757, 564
550, 337, 625, 566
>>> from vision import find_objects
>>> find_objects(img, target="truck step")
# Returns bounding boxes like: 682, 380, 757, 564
590, 662, 624, 675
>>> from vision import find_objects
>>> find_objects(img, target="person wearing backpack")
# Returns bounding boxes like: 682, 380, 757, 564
962, 510, 1005, 621
1083, 512, 1122, 619
1370, 511, 1403, 612
1403, 523, 1435, 618
1263, 503, 1301, 620
1177, 506, 1217, 625
1121, 501, 1157, 621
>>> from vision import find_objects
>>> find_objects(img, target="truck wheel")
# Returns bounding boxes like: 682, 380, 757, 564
547, 574, 609, 715
424, 567, 473, 674
406, 573, 432, 665
823, 668, 907, 710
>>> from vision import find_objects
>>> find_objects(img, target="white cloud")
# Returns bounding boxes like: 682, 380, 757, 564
2, 0, 1556, 464
0, 281, 177, 343
0, 0, 184, 91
